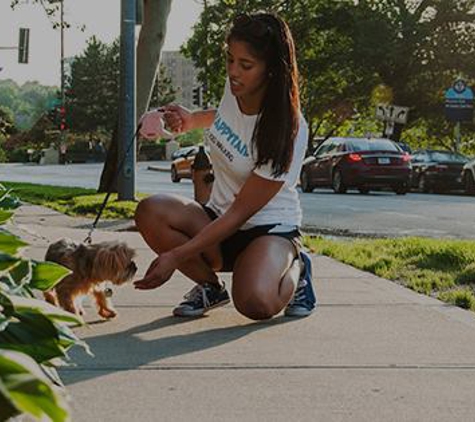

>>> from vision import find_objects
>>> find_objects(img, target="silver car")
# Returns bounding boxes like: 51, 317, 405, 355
462, 159, 475, 195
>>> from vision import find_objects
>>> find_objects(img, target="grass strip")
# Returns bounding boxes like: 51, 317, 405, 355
1, 181, 145, 220
305, 236, 475, 311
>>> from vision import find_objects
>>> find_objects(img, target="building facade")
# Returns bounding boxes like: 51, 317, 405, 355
161, 51, 199, 109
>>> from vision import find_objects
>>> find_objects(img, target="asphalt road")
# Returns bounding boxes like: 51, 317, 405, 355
2, 162, 474, 239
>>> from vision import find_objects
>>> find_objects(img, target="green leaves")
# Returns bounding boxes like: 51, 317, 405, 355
0, 186, 90, 421
0, 231, 27, 255
31, 261, 71, 291
0, 350, 69, 422
0, 211, 13, 225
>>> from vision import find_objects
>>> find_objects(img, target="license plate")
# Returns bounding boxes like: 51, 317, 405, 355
378, 158, 390, 164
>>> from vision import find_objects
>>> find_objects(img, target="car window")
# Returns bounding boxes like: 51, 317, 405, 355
349, 139, 400, 152
314, 143, 330, 157
429, 151, 468, 163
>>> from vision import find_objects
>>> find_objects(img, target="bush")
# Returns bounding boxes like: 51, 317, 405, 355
6, 147, 30, 163
0, 184, 88, 421
439, 289, 475, 310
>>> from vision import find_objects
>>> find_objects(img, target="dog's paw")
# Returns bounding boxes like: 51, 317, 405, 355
98, 308, 117, 319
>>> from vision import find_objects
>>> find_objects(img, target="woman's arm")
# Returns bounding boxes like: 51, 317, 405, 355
134, 173, 284, 289
163, 105, 216, 133
175, 173, 283, 261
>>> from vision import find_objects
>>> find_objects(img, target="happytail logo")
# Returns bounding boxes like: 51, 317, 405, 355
213, 113, 249, 157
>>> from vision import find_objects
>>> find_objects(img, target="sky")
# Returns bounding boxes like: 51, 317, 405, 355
0, 0, 203, 86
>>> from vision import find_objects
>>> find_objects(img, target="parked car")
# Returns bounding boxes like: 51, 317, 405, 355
410, 150, 470, 193
300, 137, 411, 194
170, 146, 199, 182
462, 159, 475, 195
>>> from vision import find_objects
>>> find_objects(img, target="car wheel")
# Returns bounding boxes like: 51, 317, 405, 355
464, 172, 475, 195
171, 165, 180, 183
418, 175, 430, 193
358, 186, 370, 194
300, 168, 314, 193
332, 169, 347, 194
393, 183, 408, 195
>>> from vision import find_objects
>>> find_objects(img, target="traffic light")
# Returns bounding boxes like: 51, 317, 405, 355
46, 104, 67, 131
59, 106, 67, 131
18, 28, 30, 64
192, 86, 202, 107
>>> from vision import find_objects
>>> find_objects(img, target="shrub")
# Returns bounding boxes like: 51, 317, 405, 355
0, 184, 89, 421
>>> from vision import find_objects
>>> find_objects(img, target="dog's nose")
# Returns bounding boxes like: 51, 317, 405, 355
130, 262, 137, 272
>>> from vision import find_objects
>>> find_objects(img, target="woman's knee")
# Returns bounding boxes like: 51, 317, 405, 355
134, 194, 170, 230
233, 289, 279, 321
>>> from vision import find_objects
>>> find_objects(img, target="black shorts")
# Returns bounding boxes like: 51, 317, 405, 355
202, 204, 302, 272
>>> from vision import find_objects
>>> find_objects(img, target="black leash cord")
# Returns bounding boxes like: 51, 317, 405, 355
84, 123, 142, 244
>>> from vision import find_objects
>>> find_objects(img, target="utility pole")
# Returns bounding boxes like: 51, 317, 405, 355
203, 0, 209, 109
59, 0, 66, 160
118, 0, 136, 200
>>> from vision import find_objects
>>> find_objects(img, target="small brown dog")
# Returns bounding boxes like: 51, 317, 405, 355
44, 239, 137, 319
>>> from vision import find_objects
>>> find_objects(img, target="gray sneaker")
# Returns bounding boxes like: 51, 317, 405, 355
285, 251, 316, 317
173, 282, 230, 317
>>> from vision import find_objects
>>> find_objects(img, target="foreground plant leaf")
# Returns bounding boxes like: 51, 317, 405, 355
0, 349, 69, 422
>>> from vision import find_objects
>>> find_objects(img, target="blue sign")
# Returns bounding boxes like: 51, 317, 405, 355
445, 79, 474, 122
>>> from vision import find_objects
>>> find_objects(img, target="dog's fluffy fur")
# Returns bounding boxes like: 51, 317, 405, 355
44, 239, 137, 319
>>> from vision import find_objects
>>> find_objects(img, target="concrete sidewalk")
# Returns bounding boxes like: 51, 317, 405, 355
8, 205, 475, 422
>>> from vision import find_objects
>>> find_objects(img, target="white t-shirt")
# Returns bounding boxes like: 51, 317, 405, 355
204, 78, 308, 229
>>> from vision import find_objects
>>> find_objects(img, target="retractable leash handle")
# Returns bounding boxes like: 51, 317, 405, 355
139, 108, 174, 140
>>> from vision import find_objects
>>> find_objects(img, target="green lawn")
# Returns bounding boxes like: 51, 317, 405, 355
305, 236, 475, 311
1, 181, 145, 219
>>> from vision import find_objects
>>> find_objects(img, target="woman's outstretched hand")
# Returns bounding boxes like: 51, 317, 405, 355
133, 252, 179, 290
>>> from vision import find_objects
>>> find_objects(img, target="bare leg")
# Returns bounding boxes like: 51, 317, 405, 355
135, 193, 223, 286
232, 236, 299, 320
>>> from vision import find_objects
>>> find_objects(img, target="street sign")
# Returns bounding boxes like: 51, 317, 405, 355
47, 98, 62, 110
445, 79, 474, 122
375, 104, 410, 124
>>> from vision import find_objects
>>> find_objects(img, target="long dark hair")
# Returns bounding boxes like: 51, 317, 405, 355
226, 13, 300, 176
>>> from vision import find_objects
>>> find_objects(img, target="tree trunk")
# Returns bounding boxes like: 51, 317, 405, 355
137, 0, 172, 118
98, 0, 172, 192
98, 123, 119, 193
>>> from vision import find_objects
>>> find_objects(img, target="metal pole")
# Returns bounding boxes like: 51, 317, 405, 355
60, 0, 66, 163
60, 0, 64, 107
454, 121, 461, 152
118, 0, 136, 200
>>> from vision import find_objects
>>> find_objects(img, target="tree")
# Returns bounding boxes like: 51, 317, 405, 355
183, 0, 375, 149
66, 36, 120, 134
148, 65, 177, 109
347, 0, 475, 146
0, 80, 57, 130
11, 0, 173, 192
98, 0, 173, 193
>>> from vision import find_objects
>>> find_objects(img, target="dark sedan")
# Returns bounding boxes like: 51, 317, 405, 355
410, 150, 470, 193
300, 137, 411, 194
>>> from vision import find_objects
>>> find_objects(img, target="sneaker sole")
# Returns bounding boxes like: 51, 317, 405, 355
173, 298, 231, 317
284, 307, 315, 317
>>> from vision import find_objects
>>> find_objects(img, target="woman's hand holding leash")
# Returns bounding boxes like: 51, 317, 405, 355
133, 251, 179, 290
